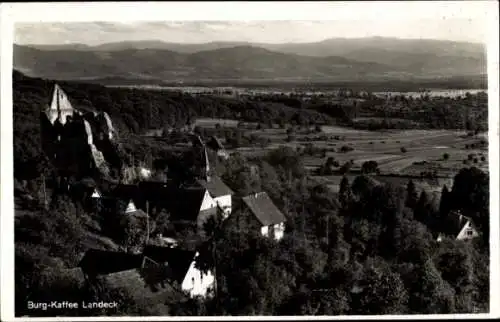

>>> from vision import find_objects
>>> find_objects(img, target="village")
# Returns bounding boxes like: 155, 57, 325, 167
36, 84, 291, 300
27, 83, 483, 306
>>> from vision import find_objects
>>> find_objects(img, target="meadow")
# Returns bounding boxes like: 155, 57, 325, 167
195, 117, 488, 194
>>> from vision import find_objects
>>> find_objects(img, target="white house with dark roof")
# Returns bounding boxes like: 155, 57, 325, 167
196, 176, 233, 218
143, 245, 215, 298
436, 211, 479, 242
241, 192, 287, 241
192, 142, 233, 218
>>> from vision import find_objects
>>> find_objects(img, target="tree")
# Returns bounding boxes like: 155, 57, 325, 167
437, 185, 451, 231
338, 161, 352, 175
397, 218, 434, 263
286, 127, 296, 142
119, 215, 147, 253
153, 210, 171, 236
414, 191, 430, 224
353, 258, 408, 314
443, 153, 450, 160
267, 146, 305, 180
351, 175, 376, 199
338, 176, 353, 209
450, 167, 489, 245
340, 145, 354, 153
435, 241, 474, 295
405, 180, 419, 209
408, 260, 456, 314
361, 161, 378, 174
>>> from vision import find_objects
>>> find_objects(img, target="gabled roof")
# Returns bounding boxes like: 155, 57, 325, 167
242, 192, 286, 226
139, 182, 208, 222
78, 249, 145, 276
142, 245, 196, 283
442, 211, 477, 238
171, 187, 208, 221
91, 188, 102, 198
196, 176, 233, 198
122, 200, 148, 217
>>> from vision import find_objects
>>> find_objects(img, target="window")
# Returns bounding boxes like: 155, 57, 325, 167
466, 230, 474, 236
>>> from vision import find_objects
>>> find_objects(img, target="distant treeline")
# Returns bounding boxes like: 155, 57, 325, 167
13, 70, 488, 182
80, 74, 487, 92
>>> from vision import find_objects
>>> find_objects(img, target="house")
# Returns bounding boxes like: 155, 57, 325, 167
120, 199, 148, 218
138, 181, 220, 235
241, 192, 287, 241
143, 245, 215, 298
77, 248, 176, 309
196, 176, 233, 218
91, 187, 102, 199
436, 211, 479, 242
68, 179, 102, 211
172, 186, 219, 232
102, 184, 148, 218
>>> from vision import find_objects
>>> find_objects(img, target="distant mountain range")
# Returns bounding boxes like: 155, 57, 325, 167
14, 37, 487, 83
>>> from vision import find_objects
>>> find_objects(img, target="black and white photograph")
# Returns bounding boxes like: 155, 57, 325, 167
1, 1, 499, 320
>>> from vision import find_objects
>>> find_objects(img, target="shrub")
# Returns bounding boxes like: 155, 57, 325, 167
443, 153, 450, 160
339, 162, 352, 174
481, 156, 486, 162
401, 147, 407, 153
473, 158, 478, 164
362, 160, 379, 174
468, 154, 474, 161
340, 145, 354, 153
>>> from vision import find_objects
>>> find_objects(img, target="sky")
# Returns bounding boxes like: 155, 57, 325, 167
10, 1, 495, 46
15, 19, 490, 46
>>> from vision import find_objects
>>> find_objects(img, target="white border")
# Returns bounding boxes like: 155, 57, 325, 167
1, 1, 499, 321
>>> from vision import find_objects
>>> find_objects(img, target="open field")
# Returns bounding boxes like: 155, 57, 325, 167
197, 117, 487, 196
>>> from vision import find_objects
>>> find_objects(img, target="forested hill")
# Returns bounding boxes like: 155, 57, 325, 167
14, 37, 486, 82
12, 70, 334, 179
13, 69, 491, 316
